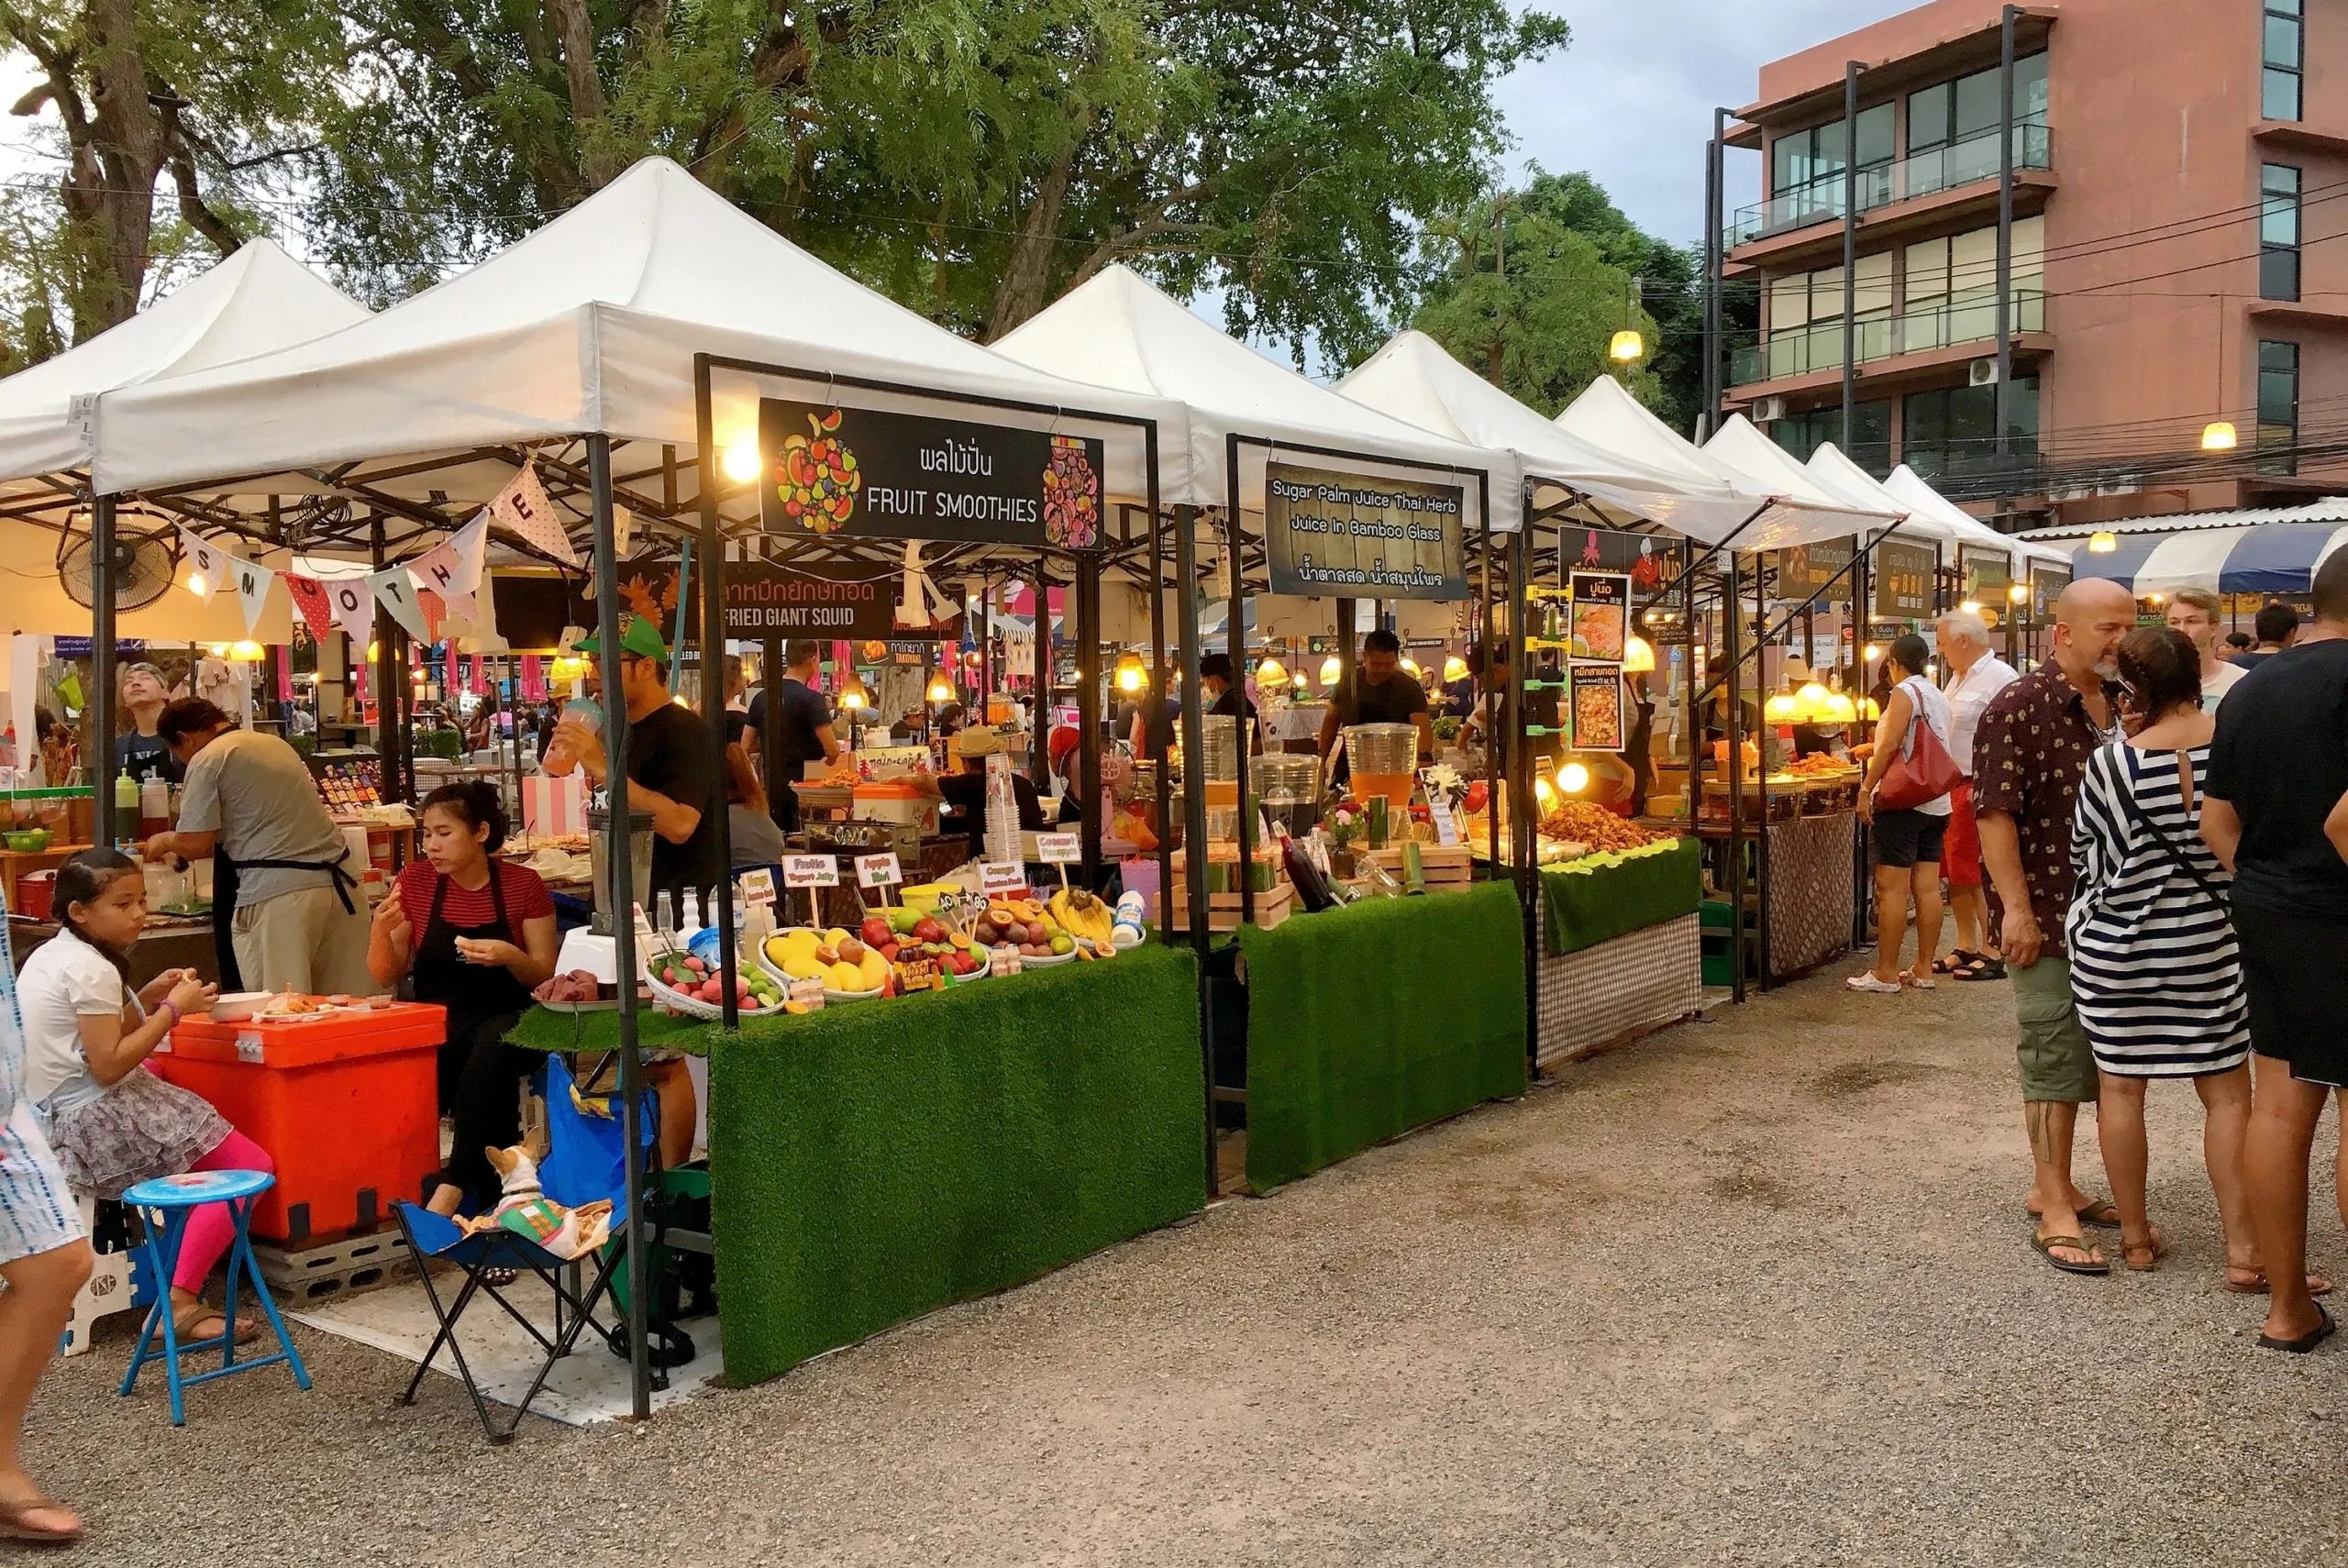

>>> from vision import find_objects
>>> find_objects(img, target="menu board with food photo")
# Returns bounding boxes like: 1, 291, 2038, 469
1567, 663, 1626, 753
1567, 571, 1630, 660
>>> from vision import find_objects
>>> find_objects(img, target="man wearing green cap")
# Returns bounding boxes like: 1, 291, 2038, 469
549, 615, 723, 907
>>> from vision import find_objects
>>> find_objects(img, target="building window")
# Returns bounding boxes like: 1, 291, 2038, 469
1767, 402, 1891, 474
2259, 340, 2299, 475
2265, 0, 2303, 121
1901, 378, 2040, 485
1770, 104, 1894, 196
2262, 163, 2301, 301
1906, 52, 2049, 154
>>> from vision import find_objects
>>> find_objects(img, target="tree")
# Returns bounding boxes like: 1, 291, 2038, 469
305, 0, 1567, 358
1410, 167, 1722, 434
0, 0, 344, 348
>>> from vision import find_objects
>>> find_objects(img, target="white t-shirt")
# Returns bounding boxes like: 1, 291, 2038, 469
17, 930, 127, 1106
2200, 659, 2248, 712
1943, 653, 2020, 776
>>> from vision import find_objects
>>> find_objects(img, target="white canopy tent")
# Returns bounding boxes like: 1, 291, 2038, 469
1700, 415, 1899, 547
1804, 443, 1940, 543
0, 238, 370, 504
1555, 378, 1885, 549
991, 265, 1502, 524
1880, 465, 2067, 569
1334, 330, 1755, 541
93, 158, 1186, 513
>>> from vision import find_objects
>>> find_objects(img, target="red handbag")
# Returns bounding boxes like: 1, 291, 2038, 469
1875, 697, 1962, 812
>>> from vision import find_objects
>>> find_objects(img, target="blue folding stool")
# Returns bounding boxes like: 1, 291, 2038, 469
117, 1168, 312, 1426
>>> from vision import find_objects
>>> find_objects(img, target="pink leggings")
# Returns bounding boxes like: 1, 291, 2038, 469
172, 1131, 273, 1295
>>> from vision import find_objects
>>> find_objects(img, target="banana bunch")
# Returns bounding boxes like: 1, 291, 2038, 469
1047, 887, 1114, 944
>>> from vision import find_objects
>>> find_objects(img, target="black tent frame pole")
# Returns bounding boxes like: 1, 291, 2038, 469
1033, 552, 1052, 785
1510, 492, 1535, 1078
91, 493, 116, 841
1723, 550, 1746, 1005
760, 633, 786, 820
1753, 556, 1772, 992
692, 357, 738, 1029
1146, 501, 1176, 948
1222, 437, 1254, 924
1075, 548, 1103, 882
1170, 501, 1214, 1198
587, 432, 651, 1424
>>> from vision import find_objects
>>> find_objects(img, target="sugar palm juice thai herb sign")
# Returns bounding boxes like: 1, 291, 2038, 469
758, 400, 1102, 549
1262, 462, 1468, 600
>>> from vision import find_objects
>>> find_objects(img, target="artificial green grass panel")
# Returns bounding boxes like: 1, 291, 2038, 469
506, 1004, 711, 1055
706, 944, 1205, 1386
1540, 836, 1703, 955
1240, 881, 1526, 1192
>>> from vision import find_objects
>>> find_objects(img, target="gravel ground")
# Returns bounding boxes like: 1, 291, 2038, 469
32, 957, 2348, 1567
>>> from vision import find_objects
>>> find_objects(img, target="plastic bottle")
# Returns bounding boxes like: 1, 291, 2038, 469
113, 774, 138, 849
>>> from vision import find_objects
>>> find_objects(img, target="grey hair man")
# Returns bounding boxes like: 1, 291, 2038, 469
1933, 609, 2018, 979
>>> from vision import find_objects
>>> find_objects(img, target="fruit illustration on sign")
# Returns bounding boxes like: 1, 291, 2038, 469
776, 410, 860, 534
1042, 436, 1100, 548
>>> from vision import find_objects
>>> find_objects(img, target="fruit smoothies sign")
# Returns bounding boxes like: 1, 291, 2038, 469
758, 398, 1104, 549
1262, 461, 1468, 600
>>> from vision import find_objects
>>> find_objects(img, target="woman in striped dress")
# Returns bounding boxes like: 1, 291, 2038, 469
0, 922, 94, 1544
2068, 627, 2254, 1279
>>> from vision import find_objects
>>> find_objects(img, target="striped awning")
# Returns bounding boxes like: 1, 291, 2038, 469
2064, 520, 2348, 595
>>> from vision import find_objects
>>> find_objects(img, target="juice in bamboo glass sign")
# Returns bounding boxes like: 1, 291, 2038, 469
1262, 462, 1468, 599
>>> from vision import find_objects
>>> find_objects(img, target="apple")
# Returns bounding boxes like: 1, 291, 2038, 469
880, 942, 901, 961
860, 917, 892, 948
913, 917, 947, 944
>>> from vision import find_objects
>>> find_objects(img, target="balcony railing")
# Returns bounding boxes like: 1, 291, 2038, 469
1725, 123, 2054, 248
1731, 286, 2044, 388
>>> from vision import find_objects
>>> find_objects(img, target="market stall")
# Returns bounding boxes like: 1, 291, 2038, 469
87, 156, 1195, 1409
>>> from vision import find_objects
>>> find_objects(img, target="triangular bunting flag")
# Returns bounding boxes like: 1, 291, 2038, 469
230, 552, 274, 635
417, 588, 449, 644
491, 462, 575, 565
178, 528, 225, 602
280, 571, 334, 643
370, 563, 430, 644
327, 575, 375, 644
449, 513, 489, 594
439, 589, 479, 630
615, 503, 634, 558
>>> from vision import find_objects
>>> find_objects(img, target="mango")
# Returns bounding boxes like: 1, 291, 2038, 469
827, 961, 864, 991
858, 951, 888, 988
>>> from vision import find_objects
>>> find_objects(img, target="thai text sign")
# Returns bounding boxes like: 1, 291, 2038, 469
1872, 539, 1938, 620
758, 399, 1102, 549
1262, 462, 1468, 601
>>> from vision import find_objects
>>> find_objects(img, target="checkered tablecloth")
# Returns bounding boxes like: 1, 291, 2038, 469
1533, 905, 1702, 1070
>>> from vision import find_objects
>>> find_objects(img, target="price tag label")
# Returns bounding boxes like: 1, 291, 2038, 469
738, 867, 777, 907
783, 854, 840, 889
980, 860, 1026, 897
855, 852, 903, 889
1036, 833, 1080, 865
1434, 808, 1460, 846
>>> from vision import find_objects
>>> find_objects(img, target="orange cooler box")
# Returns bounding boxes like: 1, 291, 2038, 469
152, 1003, 448, 1245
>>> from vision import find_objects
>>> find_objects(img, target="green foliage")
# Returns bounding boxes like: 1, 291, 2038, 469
1411, 168, 1711, 432
419, 726, 466, 760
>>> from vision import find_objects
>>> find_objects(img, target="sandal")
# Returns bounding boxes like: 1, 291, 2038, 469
2032, 1232, 2110, 1275
172, 1302, 260, 1345
2258, 1301, 2336, 1354
0, 1495, 81, 1546
1954, 955, 2007, 981
1933, 950, 1979, 976
1844, 973, 1903, 994
2121, 1228, 2170, 1272
2225, 1267, 2334, 1297
2023, 1196, 2121, 1230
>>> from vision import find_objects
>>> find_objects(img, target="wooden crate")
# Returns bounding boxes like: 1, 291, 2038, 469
1163, 880, 1295, 932
1363, 844, 1475, 891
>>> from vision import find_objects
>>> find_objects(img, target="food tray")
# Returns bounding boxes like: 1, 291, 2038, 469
822, 985, 885, 1003
644, 970, 726, 1021
536, 997, 621, 1014
1017, 949, 1076, 968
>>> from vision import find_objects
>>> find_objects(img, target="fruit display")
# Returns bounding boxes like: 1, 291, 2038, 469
1537, 800, 1663, 853
647, 946, 787, 1013
973, 894, 1078, 960
1046, 887, 1114, 946
762, 925, 893, 995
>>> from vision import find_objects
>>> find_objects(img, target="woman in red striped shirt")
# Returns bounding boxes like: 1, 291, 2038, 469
366, 782, 558, 1217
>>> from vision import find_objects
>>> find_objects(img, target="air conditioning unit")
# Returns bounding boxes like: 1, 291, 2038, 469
1750, 395, 1789, 424
1968, 359, 2001, 387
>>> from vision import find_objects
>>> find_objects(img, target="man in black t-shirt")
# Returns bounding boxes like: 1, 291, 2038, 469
917, 724, 1046, 853
743, 639, 842, 830
551, 616, 723, 905
1317, 628, 1434, 777
2205, 548, 2348, 1353
2228, 601, 2300, 670
1199, 653, 1261, 755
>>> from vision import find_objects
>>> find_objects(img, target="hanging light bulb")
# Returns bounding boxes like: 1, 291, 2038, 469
2200, 421, 2239, 453
1797, 681, 1832, 715
838, 673, 869, 710
365, 639, 380, 662
926, 674, 956, 704
1113, 651, 1147, 694
2088, 531, 2119, 554
1533, 773, 1558, 807
207, 644, 230, 659
1319, 654, 1341, 687
1399, 656, 1422, 678
1825, 692, 1858, 724
1765, 692, 1800, 723
1442, 654, 1469, 683
1609, 329, 1645, 363
185, 571, 207, 598
1959, 600, 1982, 615
228, 640, 265, 661
1622, 635, 1656, 674
721, 434, 764, 484
2008, 581, 2030, 604
1255, 657, 1290, 689
1560, 761, 1590, 794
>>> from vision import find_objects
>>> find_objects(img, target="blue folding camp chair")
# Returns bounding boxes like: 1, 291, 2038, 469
393, 1054, 659, 1442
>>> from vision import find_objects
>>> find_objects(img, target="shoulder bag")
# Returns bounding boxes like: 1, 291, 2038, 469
1875, 683, 1962, 812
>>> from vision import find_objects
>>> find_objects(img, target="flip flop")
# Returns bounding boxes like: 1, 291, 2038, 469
2032, 1233, 2110, 1275
0, 1495, 81, 1546
2258, 1301, 2336, 1354
2225, 1269, 2334, 1297
2023, 1197, 2121, 1230
172, 1304, 260, 1345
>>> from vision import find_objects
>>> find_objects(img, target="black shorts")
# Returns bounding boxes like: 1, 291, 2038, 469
2234, 900, 2348, 1087
1873, 808, 1947, 870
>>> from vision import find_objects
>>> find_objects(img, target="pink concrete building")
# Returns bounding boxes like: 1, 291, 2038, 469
1720, 0, 2345, 525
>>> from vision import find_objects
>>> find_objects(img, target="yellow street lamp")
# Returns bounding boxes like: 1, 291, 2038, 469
925, 674, 957, 704
2008, 581, 2030, 604
2088, 531, 2119, 554
1441, 654, 1469, 683
1255, 657, 1290, 689
1113, 651, 1147, 694
1609, 328, 1644, 364
1622, 634, 1656, 674
2200, 421, 2239, 452
1319, 654, 1341, 687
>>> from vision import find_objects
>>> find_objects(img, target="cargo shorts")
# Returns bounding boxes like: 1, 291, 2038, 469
2011, 953, 2095, 1104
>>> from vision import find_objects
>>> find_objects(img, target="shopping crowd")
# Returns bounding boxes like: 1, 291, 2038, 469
1850, 550, 2348, 1354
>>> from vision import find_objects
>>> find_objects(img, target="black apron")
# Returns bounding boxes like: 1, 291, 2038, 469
211, 845, 361, 994
411, 867, 537, 1110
